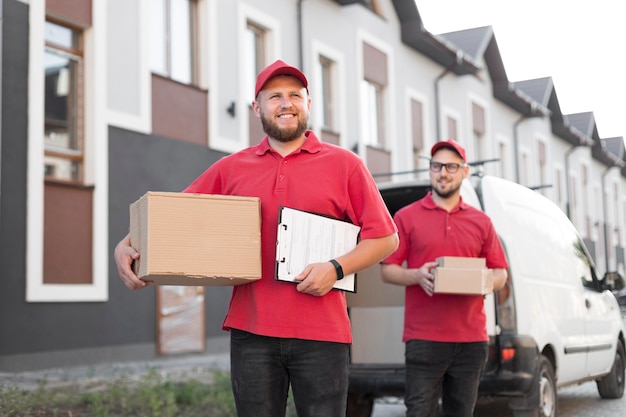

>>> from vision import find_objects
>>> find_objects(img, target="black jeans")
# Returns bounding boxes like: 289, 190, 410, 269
229, 329, 350, 417
405, 340, 488, 417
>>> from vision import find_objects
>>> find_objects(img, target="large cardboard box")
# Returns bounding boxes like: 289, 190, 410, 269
129, 192, 262, 286
434, 256, 493, 295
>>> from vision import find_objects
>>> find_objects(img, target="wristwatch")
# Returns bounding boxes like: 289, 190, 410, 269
329, 259, 344, 280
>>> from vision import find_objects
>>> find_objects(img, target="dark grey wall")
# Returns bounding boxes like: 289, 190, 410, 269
108, 126, 232, 344
0, 0, 30, 356
0, 0, 233, 370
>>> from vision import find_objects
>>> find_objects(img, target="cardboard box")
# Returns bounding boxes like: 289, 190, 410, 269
434, 267, 493, 295
129, 192, 262, 286
433, 256, 493, 295
436, 256, 485, 269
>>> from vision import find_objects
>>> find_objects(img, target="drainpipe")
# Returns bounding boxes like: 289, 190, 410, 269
564, 145, 579, 220
0, 0, 3, 229
512, 115, 526, 184
297, 0, 304, 69
601, 166, 613, 274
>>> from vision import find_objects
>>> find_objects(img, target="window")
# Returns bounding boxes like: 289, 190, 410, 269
520, 151, 529, 186
446, 116, 458, 141
574, 236, 599, 291
472, 102, 485, 162
245, 22, 267, 102
44, 21, 84, 182
362, 42, 388, 148
150, 0, 197, 84
582, 165, 590, 233
537, 140, 547, 194
243, 20, 270, 147
555, 167, 563, 206
28, 0, 109, 302
410, 98, 425, 175
613, 183, 619, 245
233, 5, 279, 151
362, 82, 384, 147
319, 55, 336, 131
497, 141, 506, 178
364, 0, 384, 15
570, 175, 578, 224
411, 99, 424, 152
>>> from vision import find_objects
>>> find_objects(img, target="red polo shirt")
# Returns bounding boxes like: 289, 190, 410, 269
384, 192, 508, 342
184, 131, 397, 343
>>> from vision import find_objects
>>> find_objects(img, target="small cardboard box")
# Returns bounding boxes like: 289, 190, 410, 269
129, 192, 262, 286
436, 256, 485, 269
433, 257, 492, 295
434, 268, 493, 295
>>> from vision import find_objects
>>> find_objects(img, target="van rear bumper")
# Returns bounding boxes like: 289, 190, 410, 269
480, 334, 540, 397
349, 335, 540, 399
349, 364, 406, 398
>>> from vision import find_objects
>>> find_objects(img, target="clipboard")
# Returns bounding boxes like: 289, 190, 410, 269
275, 207, 360, 292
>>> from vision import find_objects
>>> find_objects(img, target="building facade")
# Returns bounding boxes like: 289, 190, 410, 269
1, 0, 624, 371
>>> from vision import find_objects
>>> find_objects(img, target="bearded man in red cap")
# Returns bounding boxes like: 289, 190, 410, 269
381, 139, 508, 417
114, 60, 398, 417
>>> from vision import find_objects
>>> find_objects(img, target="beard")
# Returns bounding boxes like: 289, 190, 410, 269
432, 179, 462, 199
260, 111, 309, 143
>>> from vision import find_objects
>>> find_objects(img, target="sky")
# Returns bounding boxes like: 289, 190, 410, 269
414, 0, 626, 143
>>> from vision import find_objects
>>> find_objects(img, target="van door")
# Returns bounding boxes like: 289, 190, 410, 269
573, 243, 622, 377
584, 286, 620, 377
477, 175, 588, 385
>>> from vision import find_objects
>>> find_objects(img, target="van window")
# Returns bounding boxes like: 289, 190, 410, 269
571, 235, 600, 291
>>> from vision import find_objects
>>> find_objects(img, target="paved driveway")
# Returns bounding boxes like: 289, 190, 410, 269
372, 381, 626, 416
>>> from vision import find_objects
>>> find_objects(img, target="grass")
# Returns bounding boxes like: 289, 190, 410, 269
0, 369, 297, 417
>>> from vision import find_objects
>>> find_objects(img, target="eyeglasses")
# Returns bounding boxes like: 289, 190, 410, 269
429, 161, 466, 173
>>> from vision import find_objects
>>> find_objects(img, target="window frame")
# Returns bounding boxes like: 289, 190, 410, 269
211, 3, 280, 154
44, 19, 85, 184
363, 80, 385, 148
309, 39, 346, 148
150, 0, 199, 85
27, 1, 109, 302
318, 55, 335, 131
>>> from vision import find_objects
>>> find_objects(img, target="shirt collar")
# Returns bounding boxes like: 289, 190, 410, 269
422, 191, 469, 213
255, 130, 322, 155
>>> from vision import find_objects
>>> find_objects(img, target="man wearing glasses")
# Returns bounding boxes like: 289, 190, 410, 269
380, 139, 508, 417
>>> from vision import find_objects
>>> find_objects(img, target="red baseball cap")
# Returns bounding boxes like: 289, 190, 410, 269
254, 60, 309, 97
431, 139, 467, 162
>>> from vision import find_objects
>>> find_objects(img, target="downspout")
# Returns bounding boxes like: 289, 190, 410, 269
297, 0, 304, 69
601, 166, 612, 274
512, 115, 527, 184
564, 145, 579, 220
0, 0, 3, 230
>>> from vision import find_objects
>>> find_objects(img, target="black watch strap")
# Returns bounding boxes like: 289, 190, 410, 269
329, 259, 344, 280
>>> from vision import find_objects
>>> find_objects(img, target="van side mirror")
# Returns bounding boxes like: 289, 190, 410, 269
604, 271, 625, 291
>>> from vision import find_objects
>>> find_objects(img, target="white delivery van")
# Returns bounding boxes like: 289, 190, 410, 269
346, 174, 625, 417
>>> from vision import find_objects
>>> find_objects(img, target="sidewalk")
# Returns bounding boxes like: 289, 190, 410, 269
0, 352, 231, 391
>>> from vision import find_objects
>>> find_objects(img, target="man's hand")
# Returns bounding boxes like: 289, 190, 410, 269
114, 236, 151, 290
415, 261, 439, 296
294, 261, 338, 296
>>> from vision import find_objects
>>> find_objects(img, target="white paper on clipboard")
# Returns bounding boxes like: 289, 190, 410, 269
275, 207, 360, 292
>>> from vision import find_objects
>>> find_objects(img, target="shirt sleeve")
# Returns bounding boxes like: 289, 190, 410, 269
481, 220, 509, 269
381, 211, 408, 265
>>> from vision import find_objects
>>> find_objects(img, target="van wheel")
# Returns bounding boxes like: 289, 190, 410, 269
346, 393, 374, 417
512, 355, 557, 417
596, 340, 625, 399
